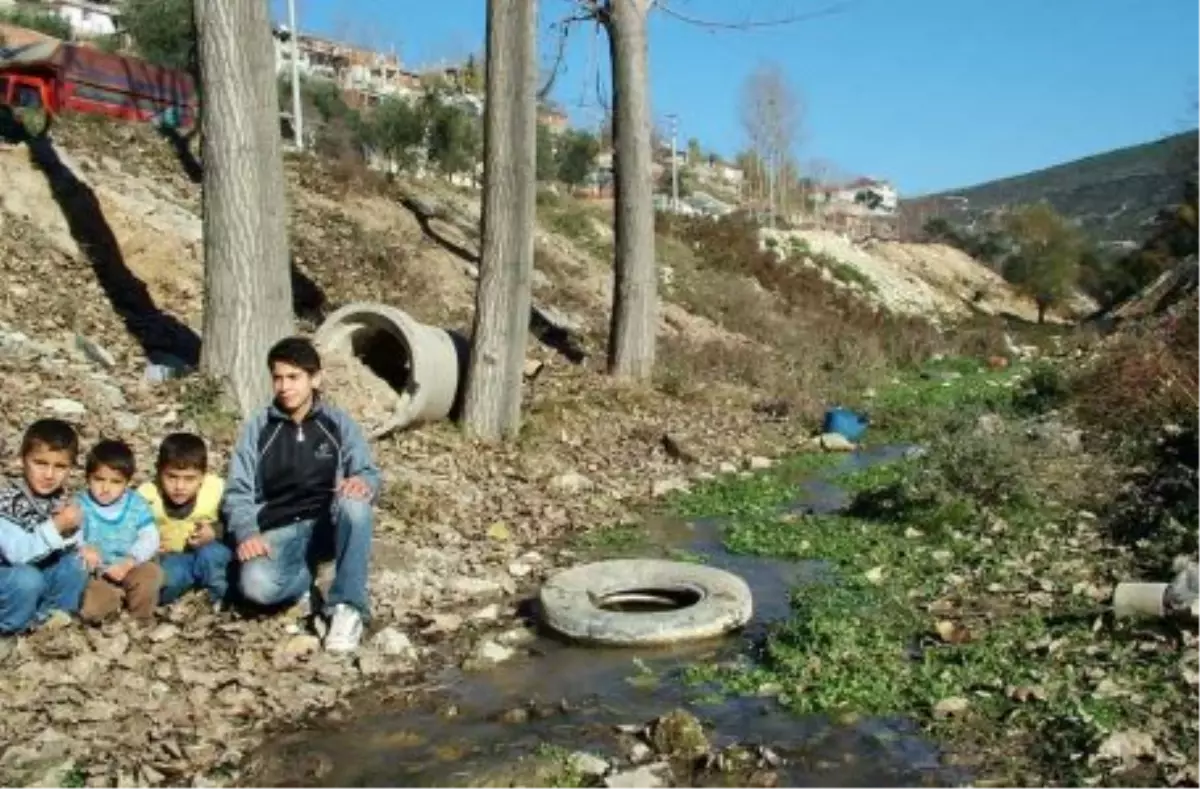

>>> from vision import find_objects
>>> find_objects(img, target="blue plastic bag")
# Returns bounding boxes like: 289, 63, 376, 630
822, 407, 870, 442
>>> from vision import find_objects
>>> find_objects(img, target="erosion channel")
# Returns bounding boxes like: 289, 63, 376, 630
248, 445, 967, 788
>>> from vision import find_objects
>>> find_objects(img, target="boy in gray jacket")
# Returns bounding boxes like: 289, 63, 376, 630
223, 337, 380, 653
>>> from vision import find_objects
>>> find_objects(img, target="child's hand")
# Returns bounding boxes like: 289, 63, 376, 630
187, 521, 216, 548
104, 558, 135, 583
79, 545, 102, 571
52, 501, 82, 535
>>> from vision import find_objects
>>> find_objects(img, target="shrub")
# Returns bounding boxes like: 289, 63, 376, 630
0, 6, 73, 40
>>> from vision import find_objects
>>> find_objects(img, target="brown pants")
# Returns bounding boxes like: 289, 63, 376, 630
80, 562, 163, 623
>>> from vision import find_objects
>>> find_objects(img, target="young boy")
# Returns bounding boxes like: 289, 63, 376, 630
137, 432, 231, 609
77, 440, 163, 623
0, 419, 89, 634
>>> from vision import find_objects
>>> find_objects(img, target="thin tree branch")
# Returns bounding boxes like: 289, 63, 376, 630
538, 6, 602, 100
653, 0, 852, 30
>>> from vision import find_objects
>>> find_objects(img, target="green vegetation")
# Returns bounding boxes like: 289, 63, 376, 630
666, 360, 1197, 786
0, 5, 73, 40
121, 0, 195, 72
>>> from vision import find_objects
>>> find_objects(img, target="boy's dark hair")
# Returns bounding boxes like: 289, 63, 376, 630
156, 432, 208, 473
85, 439, 136, 480
21, 419, 80, 460
267, 336, 322, 375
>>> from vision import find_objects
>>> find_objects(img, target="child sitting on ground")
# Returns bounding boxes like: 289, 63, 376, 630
137, 432, 231, 610
0, 419, 89, 634
77, 440, 162, 623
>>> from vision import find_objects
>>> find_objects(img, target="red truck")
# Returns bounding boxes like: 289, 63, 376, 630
0, 38, 197, 129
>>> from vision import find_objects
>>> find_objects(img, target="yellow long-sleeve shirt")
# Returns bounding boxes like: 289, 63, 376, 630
137, 474, 225, 553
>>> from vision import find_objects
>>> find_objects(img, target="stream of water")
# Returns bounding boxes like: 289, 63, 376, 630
251, 445, 965, 787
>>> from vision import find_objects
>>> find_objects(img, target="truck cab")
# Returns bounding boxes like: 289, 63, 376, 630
0, 71, 54, 136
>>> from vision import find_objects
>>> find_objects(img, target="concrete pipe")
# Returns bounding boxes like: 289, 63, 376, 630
313, 302, 466, 433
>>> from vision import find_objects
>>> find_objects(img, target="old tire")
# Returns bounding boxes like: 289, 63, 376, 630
539, 559, 753, 646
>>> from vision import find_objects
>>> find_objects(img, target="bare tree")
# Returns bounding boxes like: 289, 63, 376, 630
461, 0, 538, 439
600, 0, 658, 381
739, 62, 802, 224
195, 0, 294, 414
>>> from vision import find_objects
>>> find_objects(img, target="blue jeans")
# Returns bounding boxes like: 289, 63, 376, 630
237, 497, 373, 617
159, 541, 233, 605
0, 551, 89, 634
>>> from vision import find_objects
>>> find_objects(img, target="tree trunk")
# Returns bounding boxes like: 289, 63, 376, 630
195, 0, 294, 415
461, 0, 538, 440
604, 0, 657, 381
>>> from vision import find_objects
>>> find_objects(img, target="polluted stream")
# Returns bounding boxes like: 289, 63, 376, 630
252, 445, 965, 787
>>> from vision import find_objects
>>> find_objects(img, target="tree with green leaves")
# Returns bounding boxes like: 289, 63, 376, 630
369, 96, 426, 170
535, 122, 557, 181
1002, 203, 1083, 323
426, 103, 481, 179
686, 137, 701, 163
122, 0, 197, 74
555, 128, 599, 187
461, 53, 485, 94
0, 6, 72, 41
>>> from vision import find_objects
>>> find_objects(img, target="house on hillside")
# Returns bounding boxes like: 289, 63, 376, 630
815, 177, 899, 217
538, 104, 569, 135
43, 0, 119, 38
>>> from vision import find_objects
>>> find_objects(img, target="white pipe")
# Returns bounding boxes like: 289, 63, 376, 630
288, 0, 304, 151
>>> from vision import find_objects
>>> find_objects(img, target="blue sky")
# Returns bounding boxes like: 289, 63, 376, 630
269, 0, 1199, 195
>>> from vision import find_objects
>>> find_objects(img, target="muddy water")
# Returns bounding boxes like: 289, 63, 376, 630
253, 445, 963, 787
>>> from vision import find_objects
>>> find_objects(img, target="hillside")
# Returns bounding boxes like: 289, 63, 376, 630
905, 130, 1198, 244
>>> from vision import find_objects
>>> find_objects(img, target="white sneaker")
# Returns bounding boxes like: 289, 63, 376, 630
324, 604, 363, 653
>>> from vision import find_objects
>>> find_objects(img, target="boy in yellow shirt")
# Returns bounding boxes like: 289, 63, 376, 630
138, 433, 232, 610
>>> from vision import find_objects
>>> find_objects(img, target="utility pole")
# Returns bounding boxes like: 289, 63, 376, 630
767, 150, 776, 231
287, 0, 304, 151
667, 112, 679, 211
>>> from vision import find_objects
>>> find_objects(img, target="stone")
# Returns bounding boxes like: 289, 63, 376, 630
280, 634, 321, 657
718, 461, 738, 474
568, 751, 610, 777
74, 334, 116, 369
370, 627, 416, 659
974, 413, 1005, 436
469, 603, 502, 622
550, 471, 592, 494
507, 561, 534, 578
605, 763, 670, 788
523, 359, 545, 379
933, 696, 969, 718
113, 411, 142, 432
41, 398, 85, 417
451, 576, 504, 599
818, 432, 855, 452
651, 477, 690, 498
496, 627, 536, 647
148, 624, 179, 643
747, 456, 773, 470
473, 639, 516, 664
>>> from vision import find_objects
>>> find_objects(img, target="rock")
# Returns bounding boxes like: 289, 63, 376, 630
974, 413, 1005, 436
74, 334, 116, 369
523, 359, 545, 379
550, 471, 592, 494
147, 623, 179, 643
568, 751, 610, 777
747, 456, 773, 471
419, 613, 464, 635
933, 696, 970, 718
605, 762, 670, 788
496, 627, 536, 647
113, 411, 142, 432
651, 477, 690, 498
486, 522, 511, 541
280, 634, 321, 657
469, 603, 502, 622
92, 382, 127, 409
1028, 420, 1083, 453
718, 461, 738, 474
370, 627, 416, 659
818, 432, 855, 452
41, 397, 85, 417
625, 741, 653, 764
473, 639, 516, 664
507, 560, 534, 578
451, 576, 504, 599
649, 709, 709, 758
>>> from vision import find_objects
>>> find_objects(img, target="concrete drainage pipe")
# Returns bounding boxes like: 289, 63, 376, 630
539, 559, 754, 646
313, 302, 466, 434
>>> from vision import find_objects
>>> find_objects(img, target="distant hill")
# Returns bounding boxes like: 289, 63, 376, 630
903, 131, 1198, 245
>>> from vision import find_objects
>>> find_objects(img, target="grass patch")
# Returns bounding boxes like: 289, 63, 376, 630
667, 357, 1198, 787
